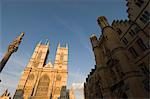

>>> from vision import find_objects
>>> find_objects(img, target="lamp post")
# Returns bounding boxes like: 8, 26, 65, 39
0, 32, 25, 73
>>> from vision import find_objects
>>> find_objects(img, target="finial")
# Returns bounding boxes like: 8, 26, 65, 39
66, 43, 68, 49
45, 39, 50, 46
97, 16, 109, 29
38, 40, 42, 45
90, 33, 99, 48
90, 33, 97, 38
58, 42, 60, 48
90, 34, 97, 40
20, 32, 25, 37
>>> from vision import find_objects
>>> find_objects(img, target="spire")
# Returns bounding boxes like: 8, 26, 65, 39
38, 40, 42, 45
45, 39, 50, 46
1, 89, 10, 97
58, 42, 60, 48
66, 43, 68, 49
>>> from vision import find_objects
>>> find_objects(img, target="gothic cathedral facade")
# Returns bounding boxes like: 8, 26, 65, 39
13, 40, 68, 99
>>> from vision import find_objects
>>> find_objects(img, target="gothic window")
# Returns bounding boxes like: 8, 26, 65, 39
133, 27, 140, 34
138, 63, 149, 76
122, 37, 128, 45
117, 28, 122, 35
37, 51, 42, 60
135, 0, 144, 7
145, 11, 150, 18
140, 11, 150, 24
60, 53, 64, 61
56, 74, 62, 81
55, 87, 60, 94
140, 17, 147, 24
28, 74, 34, 80
128, 47, 139, 58
35, 74, 50, 96
139, 63, 150, 91
33, 61, 39, 67
105, 36, 108, 40
129, 29, 137, 37
136, 38, 147, 51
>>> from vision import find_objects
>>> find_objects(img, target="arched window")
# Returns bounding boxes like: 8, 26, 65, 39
28, 74, 34, 80
117, 28, 122, 35
37, 51, 42, 60
60, 53, 64, 61
135, 0, 144, 7
54, 87, 60, 94
140, 11, 150, 24
35, 74, 50, 96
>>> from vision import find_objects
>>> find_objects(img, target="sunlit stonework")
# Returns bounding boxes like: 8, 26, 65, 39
13, 40, 73, 99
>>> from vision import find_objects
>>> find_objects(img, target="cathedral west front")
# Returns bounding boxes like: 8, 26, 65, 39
13, 40, 71, 99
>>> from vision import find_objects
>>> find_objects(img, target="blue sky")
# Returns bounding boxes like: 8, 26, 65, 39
0, 0, 128, 98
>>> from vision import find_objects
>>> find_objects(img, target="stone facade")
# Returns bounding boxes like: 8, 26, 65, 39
69, 87, 76, 99
13, 40, 69, 99
84, 0, 149, 99
59, 86, 76, 99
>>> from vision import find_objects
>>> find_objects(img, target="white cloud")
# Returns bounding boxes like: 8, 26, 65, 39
71, 82, 84, 91
70, 83, 84, 99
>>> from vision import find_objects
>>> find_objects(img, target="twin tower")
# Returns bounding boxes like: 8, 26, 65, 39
13, 40, 68, 99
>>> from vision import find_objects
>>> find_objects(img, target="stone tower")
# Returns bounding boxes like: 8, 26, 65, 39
13, 40, 68, 99
52, 43, 68, 99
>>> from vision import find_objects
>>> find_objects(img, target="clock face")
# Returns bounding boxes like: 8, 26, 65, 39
56, 74, 61, 81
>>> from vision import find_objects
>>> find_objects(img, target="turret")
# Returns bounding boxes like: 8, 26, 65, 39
97, 16, 146, 98
54, 43, 68, 70
90, 34, 105, 68
97, 16, 121, 51
97, 16, 109, 29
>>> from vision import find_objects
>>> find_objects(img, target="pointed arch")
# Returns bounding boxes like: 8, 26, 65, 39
54, 87, 61, 94
35, 74, 50, 96
60, 53, 64, 61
